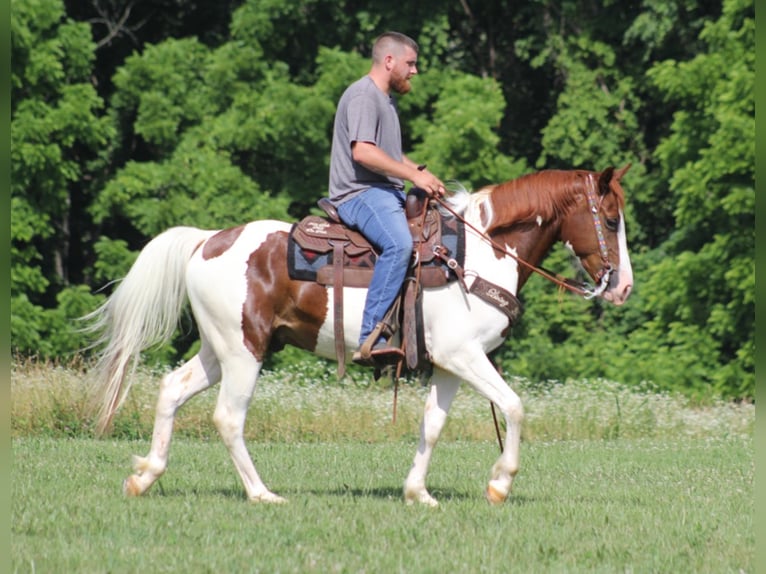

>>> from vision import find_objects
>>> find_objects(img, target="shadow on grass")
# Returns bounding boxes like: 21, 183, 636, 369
137, 481, 645, 510
144, 480, 540, 506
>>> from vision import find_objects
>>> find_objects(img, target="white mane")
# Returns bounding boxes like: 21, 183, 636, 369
439, 181, 495, 230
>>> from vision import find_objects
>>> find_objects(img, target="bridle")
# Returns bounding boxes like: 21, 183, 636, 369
433, 172, 616, 300
580, 173, 614, 299
430, 172, 618, 453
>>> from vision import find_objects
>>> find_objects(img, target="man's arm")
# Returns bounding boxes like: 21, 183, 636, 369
352, 141, 445, 196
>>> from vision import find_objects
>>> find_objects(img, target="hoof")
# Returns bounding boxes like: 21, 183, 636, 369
404, 489, 439, 507
485, 482, 508, 506
249, 492, 288, 504
123, 475, 143, 497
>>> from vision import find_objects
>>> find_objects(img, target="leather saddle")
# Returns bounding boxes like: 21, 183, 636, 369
288, 190, 464, 375
290, 191, 457, 289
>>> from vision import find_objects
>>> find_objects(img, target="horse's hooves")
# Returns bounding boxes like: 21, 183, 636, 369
250, 492, 288, 504
485, 483, 508, 506
404, 490, 439, 507
123, 475, 143, 497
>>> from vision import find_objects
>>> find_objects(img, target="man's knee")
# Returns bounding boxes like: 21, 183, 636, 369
392, 234, 413, 263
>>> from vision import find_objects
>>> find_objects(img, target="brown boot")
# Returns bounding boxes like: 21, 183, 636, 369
352, 341, 404, 367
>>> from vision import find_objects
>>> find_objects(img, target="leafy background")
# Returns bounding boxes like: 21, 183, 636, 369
10, 0, 754, 399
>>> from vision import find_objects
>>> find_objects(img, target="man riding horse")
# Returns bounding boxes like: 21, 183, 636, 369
327, 31, 446, 366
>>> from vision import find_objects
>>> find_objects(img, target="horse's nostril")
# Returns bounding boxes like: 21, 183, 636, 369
613, 284, 633, 305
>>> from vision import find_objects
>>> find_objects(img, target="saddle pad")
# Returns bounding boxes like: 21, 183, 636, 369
287, 213, 465, 287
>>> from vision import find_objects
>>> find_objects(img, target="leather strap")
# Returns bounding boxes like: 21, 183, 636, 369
403, 278, 419, 369
330, 240, 347, 378
433, 244, 468, 290
468, 275, 524, 325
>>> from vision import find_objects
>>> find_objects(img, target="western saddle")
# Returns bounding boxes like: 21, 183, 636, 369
288, 190, 522, 377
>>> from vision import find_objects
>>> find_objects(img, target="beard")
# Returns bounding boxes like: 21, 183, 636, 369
391, 73, 412, 95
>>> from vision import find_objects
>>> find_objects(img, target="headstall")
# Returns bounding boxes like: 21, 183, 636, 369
433, 172, 616, 300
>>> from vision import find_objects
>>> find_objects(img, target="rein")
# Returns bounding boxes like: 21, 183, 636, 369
433, 174, 615, 454
391, 175, 616, 452
433, 173, 613, 300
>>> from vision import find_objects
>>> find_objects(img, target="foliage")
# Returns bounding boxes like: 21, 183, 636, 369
10, 0, 754, 399
11, 360, 754, 441
11, 0, 113, 358
409, 71, 529, 186
494, 0, 754, 399
640, 0, 754, 397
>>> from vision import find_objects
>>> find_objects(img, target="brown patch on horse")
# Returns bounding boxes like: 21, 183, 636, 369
484, 168, 626, 279
242, 231, 329, 360
485, 169, 625, 233
202, 225, 246, 260
484, 170, 594, 234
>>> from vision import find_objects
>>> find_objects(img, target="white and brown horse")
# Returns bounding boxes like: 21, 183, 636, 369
87, 165, 633, 506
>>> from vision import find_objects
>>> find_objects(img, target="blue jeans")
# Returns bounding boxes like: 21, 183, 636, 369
337, 187, 413, 346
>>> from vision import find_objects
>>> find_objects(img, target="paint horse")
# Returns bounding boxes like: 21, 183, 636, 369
87, 165, 633, 506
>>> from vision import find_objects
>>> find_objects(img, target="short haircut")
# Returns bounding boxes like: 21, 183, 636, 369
372, 31, 419, 64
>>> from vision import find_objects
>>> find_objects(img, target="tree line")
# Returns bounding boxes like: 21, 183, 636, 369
11, 0, 754, 399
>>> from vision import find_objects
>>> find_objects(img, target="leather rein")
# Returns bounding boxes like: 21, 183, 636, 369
424, 173, 615, 454
433, 173, 614, 300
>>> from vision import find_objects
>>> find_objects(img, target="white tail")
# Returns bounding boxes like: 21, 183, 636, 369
84, 226, 216, 434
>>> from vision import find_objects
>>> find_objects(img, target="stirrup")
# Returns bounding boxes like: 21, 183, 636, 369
357, 322, 389, 360
354, 322, 404, 366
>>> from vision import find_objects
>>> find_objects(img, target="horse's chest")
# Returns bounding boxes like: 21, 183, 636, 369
422, 284, 510, 347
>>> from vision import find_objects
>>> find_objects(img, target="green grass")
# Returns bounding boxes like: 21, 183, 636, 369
11, 360, 754, 442
12, 437, 752, 573
11, 360, 755, 572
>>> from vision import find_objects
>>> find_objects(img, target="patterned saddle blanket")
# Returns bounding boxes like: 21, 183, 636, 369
287, 199, 465, 288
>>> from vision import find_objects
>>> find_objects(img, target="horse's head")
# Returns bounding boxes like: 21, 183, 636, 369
560, 164, 633, 305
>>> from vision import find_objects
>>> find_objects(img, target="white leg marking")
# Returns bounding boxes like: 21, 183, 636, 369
404, 370, 460, 507
431, 345, 524, 505
124, 348, 221, 497
213, 356, 286, 504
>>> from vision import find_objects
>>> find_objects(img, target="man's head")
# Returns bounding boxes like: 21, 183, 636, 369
371, 32, 419, 95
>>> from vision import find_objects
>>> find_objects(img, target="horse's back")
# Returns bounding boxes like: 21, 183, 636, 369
185, 219, 291, 327
193, 220, 292, 264
186, 219, 333, 360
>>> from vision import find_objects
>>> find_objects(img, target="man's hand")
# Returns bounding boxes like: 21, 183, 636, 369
412, 166, 446, 197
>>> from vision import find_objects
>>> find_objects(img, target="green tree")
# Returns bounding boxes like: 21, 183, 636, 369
490, 0, 753, 400
10, 0, 753, 399
635, 0, 754, 398
11, 0, 112, 356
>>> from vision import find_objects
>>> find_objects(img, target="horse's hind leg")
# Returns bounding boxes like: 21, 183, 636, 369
404, 369, 460, 507
214, 355, 286, 504
123, 346, 221, 497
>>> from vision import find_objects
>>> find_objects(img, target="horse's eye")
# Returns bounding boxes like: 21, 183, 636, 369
605, 217, 620, 231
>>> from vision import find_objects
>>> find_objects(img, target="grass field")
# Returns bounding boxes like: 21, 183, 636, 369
11, 361, 755, 572
13, 437, 753, 573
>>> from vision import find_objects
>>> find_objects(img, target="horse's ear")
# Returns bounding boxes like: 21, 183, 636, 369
598, 167, 614, 196
614, 163, 632, 181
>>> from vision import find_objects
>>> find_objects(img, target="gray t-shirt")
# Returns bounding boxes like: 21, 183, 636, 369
328, 75, 404, 204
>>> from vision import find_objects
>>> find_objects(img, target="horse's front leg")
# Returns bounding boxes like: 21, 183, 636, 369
478, 376, 523, 505
404, 369, 460, 507
485, 389, 523, 506
432, 346, 524, 505
123, 349, 220, 497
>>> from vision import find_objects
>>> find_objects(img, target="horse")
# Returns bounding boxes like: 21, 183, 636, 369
86, 165, 633, 506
